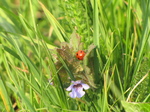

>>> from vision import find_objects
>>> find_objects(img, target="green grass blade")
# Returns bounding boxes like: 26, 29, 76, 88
0, 78, 14, 112
39, 1, 66, 42
3, 52, 37, 112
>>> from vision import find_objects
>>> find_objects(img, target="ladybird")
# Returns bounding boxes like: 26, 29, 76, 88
76, 50, 85, 60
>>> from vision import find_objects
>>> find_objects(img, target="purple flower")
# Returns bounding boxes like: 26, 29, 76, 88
66, 80, 90, 98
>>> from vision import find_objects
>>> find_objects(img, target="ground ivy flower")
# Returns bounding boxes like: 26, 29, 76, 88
66, 80, 90, 98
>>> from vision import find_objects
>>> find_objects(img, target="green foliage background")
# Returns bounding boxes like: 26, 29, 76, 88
0, 0, 149, 112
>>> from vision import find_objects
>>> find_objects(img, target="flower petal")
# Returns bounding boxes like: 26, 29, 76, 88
71, 81, 75, 83
73, 80, 81, 85
82, 83, 90, 90
76, 87, 85, 98
69, 89, 77, 98
66, 80, 90, 98
66, 84, 73, 91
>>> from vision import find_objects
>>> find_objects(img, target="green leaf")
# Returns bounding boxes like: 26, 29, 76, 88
3, 45, 21, 61
70, 30, 82, 51
122, 101, 150, 112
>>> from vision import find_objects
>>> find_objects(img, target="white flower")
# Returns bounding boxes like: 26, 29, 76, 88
66, 80, 90, 98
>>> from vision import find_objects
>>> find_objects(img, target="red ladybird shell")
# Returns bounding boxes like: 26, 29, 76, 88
76, 50, 85, 60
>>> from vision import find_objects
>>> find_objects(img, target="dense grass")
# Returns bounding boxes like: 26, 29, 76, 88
0, 0, 150, 112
